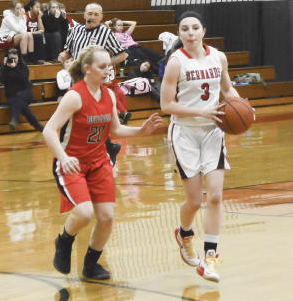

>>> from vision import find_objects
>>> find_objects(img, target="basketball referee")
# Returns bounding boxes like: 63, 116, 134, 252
58, 2, 128, 165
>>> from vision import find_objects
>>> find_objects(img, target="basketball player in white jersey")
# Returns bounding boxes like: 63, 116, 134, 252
160, 11, 241, 282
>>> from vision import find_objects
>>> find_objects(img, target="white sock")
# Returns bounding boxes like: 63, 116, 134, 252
181, 225, 192, 231
204, 234, 219, 244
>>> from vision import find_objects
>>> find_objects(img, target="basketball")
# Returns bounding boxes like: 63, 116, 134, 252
217, 97, 255, 135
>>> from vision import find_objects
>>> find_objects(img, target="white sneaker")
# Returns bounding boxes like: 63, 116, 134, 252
196, 249, 220, 282
175, 227, 200, 267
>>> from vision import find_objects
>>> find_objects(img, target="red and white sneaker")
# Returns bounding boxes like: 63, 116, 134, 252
175, 227, 200, 267
196, 249, 220, 282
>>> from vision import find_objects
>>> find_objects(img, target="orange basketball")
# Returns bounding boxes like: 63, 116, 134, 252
217, 97, 254, 135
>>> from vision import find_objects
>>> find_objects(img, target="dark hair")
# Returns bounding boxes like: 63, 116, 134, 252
177, 11, 205, 28
110, 18, 120, 32
139, 59, 151, 66
7, 48, 19, 55
24, 0, 39, 11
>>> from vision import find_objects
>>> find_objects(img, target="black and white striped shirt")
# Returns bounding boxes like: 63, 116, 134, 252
64, 24, 125, 60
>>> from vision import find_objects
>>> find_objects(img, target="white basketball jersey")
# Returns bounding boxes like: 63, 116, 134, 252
171, 45, 222, 126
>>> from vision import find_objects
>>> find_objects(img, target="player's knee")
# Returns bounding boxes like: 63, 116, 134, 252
189, 201, 201, 212
22, 33, 29, 40
207, 192, 222, 206
97, 213, 114, 228
76, 207, 94, 225
184, 198, 201, 212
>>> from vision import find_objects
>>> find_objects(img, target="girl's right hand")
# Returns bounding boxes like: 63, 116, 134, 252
60, 156, 80, 175
198, 103, 226, 123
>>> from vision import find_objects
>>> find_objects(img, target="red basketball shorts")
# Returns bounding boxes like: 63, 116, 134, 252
53, 159, 116, 213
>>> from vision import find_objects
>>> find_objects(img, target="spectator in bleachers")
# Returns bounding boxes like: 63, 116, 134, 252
105, 18, 163, 73
126, 60, 161, 103
58, 3, 78, 31
40, 2, 48, 14
24, 0, 46, 63
0, 48, 44, 131
0, 1, 36, 64
41, 0, 68, 61
56, 56, 73, 101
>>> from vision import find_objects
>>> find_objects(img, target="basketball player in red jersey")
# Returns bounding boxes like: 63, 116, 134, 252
43, 46, 163, 280
161, 11, 240, 282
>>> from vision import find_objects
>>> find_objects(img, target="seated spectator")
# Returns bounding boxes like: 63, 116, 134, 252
0, 1, 36, 64
56, 56, 73, 101
0, 48, 44, 131
105, 18, 163, 73
40, 2, 48, 14
105, 64, 131, 124
24, 0, 46, 63
41, 0, 68, 61
126, 60, 161, 103
59, 3, 78, 31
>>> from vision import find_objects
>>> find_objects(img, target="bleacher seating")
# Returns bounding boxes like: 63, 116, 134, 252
0, 0, 293, 133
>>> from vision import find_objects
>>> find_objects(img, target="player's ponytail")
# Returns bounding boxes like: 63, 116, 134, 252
69, 59, 83, 83
69, 45, 107, 83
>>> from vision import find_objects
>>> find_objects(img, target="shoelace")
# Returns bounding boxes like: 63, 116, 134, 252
206, 256, 218, 272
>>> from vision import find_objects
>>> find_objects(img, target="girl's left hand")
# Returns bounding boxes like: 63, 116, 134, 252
140, 113, 164, 135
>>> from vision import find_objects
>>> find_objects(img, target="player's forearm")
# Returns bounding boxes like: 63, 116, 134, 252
161, 100, 202, 117
222, 86, 240, 99
43, 127, 68, 161
111, 125, 142, 138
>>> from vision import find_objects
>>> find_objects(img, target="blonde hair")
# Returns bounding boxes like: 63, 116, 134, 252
9, 1, 22, 11
48, 0, 58, 9
69, 46, 108, 83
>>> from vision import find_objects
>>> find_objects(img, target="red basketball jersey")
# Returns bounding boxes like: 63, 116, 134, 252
25, 11, 38, 32
60, 80, 113, 164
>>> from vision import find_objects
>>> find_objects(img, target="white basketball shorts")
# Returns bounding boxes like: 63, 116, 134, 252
168, 123, 230, 179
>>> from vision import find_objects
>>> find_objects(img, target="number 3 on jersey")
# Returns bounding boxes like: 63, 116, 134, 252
201, 83, 210, 101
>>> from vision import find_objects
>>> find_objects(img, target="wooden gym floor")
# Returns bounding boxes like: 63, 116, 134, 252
0, 107, 293, 301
